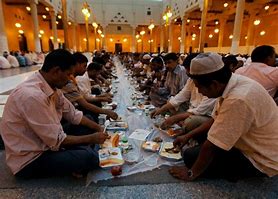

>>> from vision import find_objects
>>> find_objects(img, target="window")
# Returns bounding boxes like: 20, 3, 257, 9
117, 26, 122, 31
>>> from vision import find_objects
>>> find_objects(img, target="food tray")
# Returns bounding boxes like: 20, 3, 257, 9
106, 121, 128, 131
99, 147, 124, 168
101, 132, 120, 148
159, 142, 182, 161
142, 141, 161, 152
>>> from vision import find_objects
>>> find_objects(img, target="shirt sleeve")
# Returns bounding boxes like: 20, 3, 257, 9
20, 95, 67, 151
169, 80, 191, 107
60, 93, 83, 125
189, 97, 216, 116
62, 81, 83, 103
207, 98, 254, 151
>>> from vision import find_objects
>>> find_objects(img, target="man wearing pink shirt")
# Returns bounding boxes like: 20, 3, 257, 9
236, 45, 278, 99
0, 49, 109, 178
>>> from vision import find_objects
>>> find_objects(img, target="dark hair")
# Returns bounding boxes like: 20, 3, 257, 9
251, 45, 275, 63
73, 52, 88, 64
87, 62, 103, 71
189, 65, 232, 86
164, 53, 178, 61
93, 56, 105, 65
222, 55, 238, 67
151, 56, 164, 66
41, 49, 76, 72
182, 53, 199, 69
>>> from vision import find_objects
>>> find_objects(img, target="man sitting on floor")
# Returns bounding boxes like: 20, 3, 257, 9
62, 52, 118, 122
0, 49, 109, 178
169, 53, 278, 181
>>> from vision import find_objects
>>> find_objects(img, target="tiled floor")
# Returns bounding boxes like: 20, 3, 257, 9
0, 66, 41, 94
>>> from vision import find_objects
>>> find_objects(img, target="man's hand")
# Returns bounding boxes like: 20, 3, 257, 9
169, 166, 196, 181
101, 96, 112, 103
150, 108, 161, 118
89, 132, 109, 144
173, 134, 190, 149
105, 110, 118, 120
160, 117, 175, 129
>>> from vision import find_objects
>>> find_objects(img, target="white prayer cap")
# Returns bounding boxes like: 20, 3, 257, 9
152, 53, 158, 57
142, 54, 151, 60
190, 53, 224, 75
161, 53, 167, 56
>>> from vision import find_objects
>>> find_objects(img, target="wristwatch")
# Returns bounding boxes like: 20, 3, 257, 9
187, 169, 194, 178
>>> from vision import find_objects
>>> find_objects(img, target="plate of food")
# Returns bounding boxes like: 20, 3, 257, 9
159, 142, 182, 161
106, 121, 128, 131
101, 132, 120, 148
127, 106, 137, 111
99, 147, 124, 168
142, 141, 161, 152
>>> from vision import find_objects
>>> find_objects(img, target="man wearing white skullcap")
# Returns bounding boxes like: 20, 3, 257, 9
169, 52, 278, 181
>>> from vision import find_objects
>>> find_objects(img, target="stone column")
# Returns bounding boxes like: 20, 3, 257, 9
61, 0, 69, 49
168, 22, 173, 52
72, 21, 77, 52
180, 15, 188, 53
217, 16, 228, 53
230, 0, 245, 54
0, 0, 9, 54
198, 0, 209, 53
245, 12, 255, 54
28, 0, 41, 52
102, 26, 107, 50
131, 26, 136, 53
49, 9, 58, 49
160, 25, 164, 52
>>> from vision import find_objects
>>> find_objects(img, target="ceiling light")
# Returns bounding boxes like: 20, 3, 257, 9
57, 38, 61, 42
18, 30, 24, 34
229, 35, 233, 39
260, 30, 266, 36
58, 15, 62, 19
137, 39, 142, 43
38, 34, 42, 38
15, 23, 21, 28
209, 34, 213, 38
214, 28, 219, 33
254, 19, 260, 26
92, 22, 98, 28
245, 36, 247, 40
192, 37, 195, 41
215, 20, 219, 25
26, 6, 31, 11
178, 37, 181, 40
224, 3, 228, 8
42, 15, 47, 19
199, 26, 201, 30
56, 21, 59, 25
110, 38, 113, 42
68, 21, 72, 25
163, 15, 167, 20
123, 38, 127, 42
264, 5, 269, 10
83, 38, 87, 41
97, 29, 102, 34
39, 30, 44, 34
101, 34, 104, 38
50, 36, 54, 40
96, 38, 100, 42
136, 34, 140, 39
187, 19, 190, 23
45, 7, 49, 12
140, 30, 145, 35
192, 33, 196, 38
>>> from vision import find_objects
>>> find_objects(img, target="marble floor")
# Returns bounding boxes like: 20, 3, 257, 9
0, 65, 41, 118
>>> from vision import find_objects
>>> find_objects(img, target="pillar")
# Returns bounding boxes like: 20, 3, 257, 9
0, 0, 9, 54
180, 15, 188, 53
131, 26, 136, 53
72, 21, 77, 52
160, 25, 164, 52
168, 22, 173, 52
61, 0, 69, 49
245, 12, 255, 54
218, 16, 228, 53
198, 0, 209, 53
49, 9, 58, 49
28, 0, 41, 52
230, 0, 245, 54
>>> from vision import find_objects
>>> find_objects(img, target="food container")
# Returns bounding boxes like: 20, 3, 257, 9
106, 121, 128, 131
101, 132, 120, 148
142, 141, 161, 152
99, 147, 124, 168
159, 142, 182, 161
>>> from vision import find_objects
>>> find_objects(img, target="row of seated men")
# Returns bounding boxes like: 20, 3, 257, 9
0, 51, 45, 69
0, 46, 277, 182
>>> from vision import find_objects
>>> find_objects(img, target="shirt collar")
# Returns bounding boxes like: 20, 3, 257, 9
37, 71, 55, 97
173, 65, 181, 74
221, 73, 238, 98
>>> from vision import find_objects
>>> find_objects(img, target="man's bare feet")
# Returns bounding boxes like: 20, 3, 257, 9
169, 166, 191, 181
